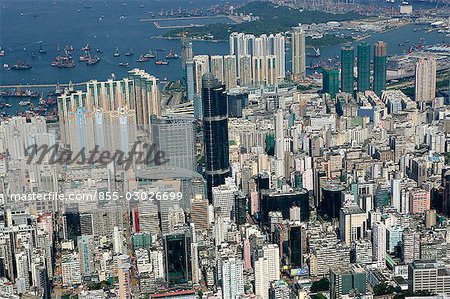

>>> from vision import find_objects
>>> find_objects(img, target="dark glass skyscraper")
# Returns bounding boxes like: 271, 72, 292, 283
357, 43, 371, 92
340, 46, 354, 93
164, 230, 192, 285
202, 73, 230, 201
322, 68, 340, 99
373, 41, 387, 96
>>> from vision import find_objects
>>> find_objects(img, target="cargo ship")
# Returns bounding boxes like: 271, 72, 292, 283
11, 61, 32, 70
165, 50, 179, 59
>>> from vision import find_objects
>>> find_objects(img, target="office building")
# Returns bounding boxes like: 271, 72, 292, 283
409, 188, 430, 214
212, 178, 238, 219
357, 43, 371, 92
323, 68, 340, 99
260, 189, 310, 223
330, 265, 367, 299
181, 34, 193, 74
373, 41, 387, 96
255, 257, 269, 299
202, 73, 230, 200
372, 222, 386, 268
227, 91, 248, 118
415, 56, 436, 104
263, 244, 280, 282
117, 255, 132, 299
186, 60, 195, 101
291, 26, 306, 79
150, 115, 196, 171
163, 230, 192, 285
341, 46, 355, 93
408, 261, 450, 295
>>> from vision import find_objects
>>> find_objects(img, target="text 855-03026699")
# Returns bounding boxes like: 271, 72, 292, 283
96, 191, 183, 201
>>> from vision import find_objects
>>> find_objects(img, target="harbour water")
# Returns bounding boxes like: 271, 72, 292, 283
0, 0, 448, 86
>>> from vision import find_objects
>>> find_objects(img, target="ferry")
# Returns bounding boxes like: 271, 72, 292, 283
11, 62, 32, 70
113, 47, 120, 57
155, 60, 169, 65
136, 55, 149, 62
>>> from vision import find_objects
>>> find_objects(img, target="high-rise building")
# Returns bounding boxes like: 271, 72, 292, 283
224, 55, 237, 89
373, 41, 387, 96
202, 73, 230, 200
181, 33, 193, 74
415, 56, 436, 104
409, 188, 430, 214
262, 244, 280, 282
322, 68, 340, 99
339, 205, 367, 246
330, 265, 367, 299
210, 55, 224, 84
190, 194, 210, 231
77, 235, 94, 278
255, 257, 269, 299
273, 33, 286, 80
357, 43, 371, 92
341, 46, 354, 93
222, 257, 244, 299
291, 26, 306, 80
117, 255, 132, 299
289, 225, 302, 267
238, 55, 252, 87
212, 178, 238, 218
150, 115, 196, 171
163, 230, 192, 285
372, 221, 386, 268
186, 60, 196, 101
265, 55, 277, 86
252, 56, 265, 86
193, 55, 210, 95
408, 261, 450, 295
227, 91, 248, 118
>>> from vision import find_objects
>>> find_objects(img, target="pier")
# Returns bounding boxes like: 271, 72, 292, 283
0, 82, 87, 89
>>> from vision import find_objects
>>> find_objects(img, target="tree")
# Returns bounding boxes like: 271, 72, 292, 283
310, 278, 330, 293
373, 283, 395, 296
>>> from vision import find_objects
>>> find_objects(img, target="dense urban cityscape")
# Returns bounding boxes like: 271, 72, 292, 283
0, 0, 450, 299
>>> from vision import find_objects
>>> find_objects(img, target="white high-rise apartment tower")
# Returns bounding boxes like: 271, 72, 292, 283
291, 26, 306, 80
415, 56, 436, 105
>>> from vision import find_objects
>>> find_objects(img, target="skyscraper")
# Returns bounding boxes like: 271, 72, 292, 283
202, 73, 230, 200
117, 255, 132, 299
150, 115, 196, 171
415, 56, 436, 105
357, 42, 371, 92
265, 55, 277, 86
254, 257, 269, 299
222, 258, 244, 299
210, 55, 224, 84
193, 55, 210, 95
252, 56, 265, 86
224, 55, 237, 89
373, 41, 387, 96
181, 33, 193, 74
238, 55, 252, 87
341, 46, 354, 93
163, 230, 192, 285
291, 26, 306, 80
186, 60, 195, 101
322, 68, 340, 99
273, 33, 286, 80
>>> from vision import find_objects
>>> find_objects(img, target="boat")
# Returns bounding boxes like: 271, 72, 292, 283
57, 45, 60, 52
96, 48, 103, 53
113, 47, 120, 57
125, 49, 134, 56
11, 62, 32, 70
119, 62, 129, 67
0, 49, 5, 57
155, 60, 169, 65
5, 103, 12, 108
165, 50, 179, 59
31, 53, 36, 58
143, 50, 156, 59
81, 44, 90, 51
307, 47, 320, 57
156, 48, 165, 51
136, 55, 149, 62
19, 101, 31, 106
39, 44, 46, 54
86, 55, 100, 65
